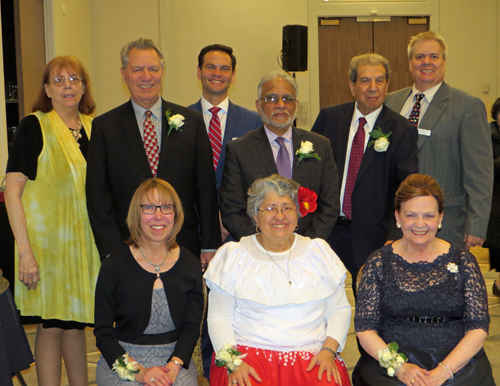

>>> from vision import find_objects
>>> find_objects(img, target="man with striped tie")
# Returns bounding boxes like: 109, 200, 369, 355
385, 31, 493, 249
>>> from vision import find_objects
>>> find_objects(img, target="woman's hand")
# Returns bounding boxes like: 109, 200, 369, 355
424, 365, 453, 386
306, 350, 341, 385
164, 358, 183, 384
395, 363, 430, 386
135, 365, 172, 386
18, 251, 40, 290
227, 361, 262, 386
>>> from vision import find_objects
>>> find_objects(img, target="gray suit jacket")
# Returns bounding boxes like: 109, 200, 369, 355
219, 126, 340, 241
385, 82, 493, 245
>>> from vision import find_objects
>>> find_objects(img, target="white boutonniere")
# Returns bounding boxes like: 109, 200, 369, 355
111, 353, 139, 381
165, 109, 185, 137
215, 343, 248, 374
295, 141, 321, 165
377, 342, 408, 377
446, 262, 458, 273
368, 126, 392, 152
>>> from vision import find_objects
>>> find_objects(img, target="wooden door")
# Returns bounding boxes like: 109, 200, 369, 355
318, 16, 428, 109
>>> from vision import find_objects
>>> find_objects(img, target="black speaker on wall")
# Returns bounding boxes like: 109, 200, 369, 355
282, 25, 308, 72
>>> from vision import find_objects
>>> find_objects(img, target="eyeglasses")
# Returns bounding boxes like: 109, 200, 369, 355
49, 75, 83, 87
258, 206, 297, 218
259, 95, 296, 105
140, 204, 175, 215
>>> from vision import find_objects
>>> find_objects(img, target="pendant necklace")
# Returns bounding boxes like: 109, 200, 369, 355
404, 239, 436, 264
260, 237, 293, 285
139, 247, 168, 277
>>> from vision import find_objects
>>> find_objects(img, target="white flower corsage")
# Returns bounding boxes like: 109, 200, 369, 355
368, 126, 392, 152
296, 140, 321, 165
215, 343, 247, 374
111, 353, 139, 381
165, 109, 185, 137
446, 262, 458, 273
377, 342, 408, 377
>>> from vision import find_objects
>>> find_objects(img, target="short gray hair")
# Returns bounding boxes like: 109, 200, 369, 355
246, 174, 302, 225
120, 38, 166, 69
407, 31, 447, 60
348, 53, 390, 83
257, 71, 298, 99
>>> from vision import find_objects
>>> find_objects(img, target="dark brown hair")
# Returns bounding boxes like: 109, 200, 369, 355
32, 56, 96, 115
126, 178, 184, 249
395, 174, 444, 213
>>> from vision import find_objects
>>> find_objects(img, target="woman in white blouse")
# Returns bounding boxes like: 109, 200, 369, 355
205, 174, 352, 386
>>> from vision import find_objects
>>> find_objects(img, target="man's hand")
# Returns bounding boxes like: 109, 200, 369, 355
201, 252, 215, 272
463, 234, 484, 249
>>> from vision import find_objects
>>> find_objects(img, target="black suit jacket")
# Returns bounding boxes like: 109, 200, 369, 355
219, 126, 339, 241
312, 103, 418, 268
86, 99, 221, 260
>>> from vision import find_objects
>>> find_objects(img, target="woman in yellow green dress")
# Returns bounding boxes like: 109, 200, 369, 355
4, 56, 100, 386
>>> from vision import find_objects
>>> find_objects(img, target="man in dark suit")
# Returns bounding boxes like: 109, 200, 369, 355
312, 54, 418, 290
188, 44, 262, 190
385, 31, 493, 249
220, 70, 339, 241
86, 38, 221, 265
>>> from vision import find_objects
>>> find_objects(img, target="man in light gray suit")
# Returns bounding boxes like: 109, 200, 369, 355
385, 31, 493, 248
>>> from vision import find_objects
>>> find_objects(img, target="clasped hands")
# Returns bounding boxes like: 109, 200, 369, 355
396, 363, 451, 386
227, 349, 342, 386
135, 361, 181, 386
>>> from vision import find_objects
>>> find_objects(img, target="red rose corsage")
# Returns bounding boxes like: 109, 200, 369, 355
298, 187, 318, 217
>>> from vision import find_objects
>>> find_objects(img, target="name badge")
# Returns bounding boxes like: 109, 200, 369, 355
418, 128, 431, 136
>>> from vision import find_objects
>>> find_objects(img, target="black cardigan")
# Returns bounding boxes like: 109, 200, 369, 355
94, 245, 204, 369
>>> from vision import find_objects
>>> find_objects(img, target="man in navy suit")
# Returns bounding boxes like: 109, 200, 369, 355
312, 54, 418, 293
188, 44, 262, 189
87, 38, 221, 264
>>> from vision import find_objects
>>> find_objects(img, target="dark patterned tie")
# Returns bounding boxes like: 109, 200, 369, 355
143, 110, 159, 177
408, 93, 424, 127
342, 117, 366, 220
208, 107, 222, 170
275, 137, 292, 179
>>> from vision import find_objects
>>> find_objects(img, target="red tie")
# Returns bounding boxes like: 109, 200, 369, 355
408, 93, 424, 127
342, 117, 366, 220
143, 110, 159, 177
208, 107, 222, 170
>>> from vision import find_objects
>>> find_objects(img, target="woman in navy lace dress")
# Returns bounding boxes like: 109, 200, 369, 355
353, 174, 495, 386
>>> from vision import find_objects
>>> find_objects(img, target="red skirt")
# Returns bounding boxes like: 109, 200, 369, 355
210, 346, 352, 386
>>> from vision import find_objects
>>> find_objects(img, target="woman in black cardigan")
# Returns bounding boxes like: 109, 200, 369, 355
94, 178, 203, 386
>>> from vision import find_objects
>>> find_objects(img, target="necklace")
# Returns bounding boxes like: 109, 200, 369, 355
404, 239, 436, 263
139, 247, 168, 275
259, 236, 293, 285
69, 114, 83, 146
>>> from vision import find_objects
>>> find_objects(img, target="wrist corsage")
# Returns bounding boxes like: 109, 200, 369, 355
111, 353, 139, 381
296, 140, 321, 165
165, 109, 185, 137
215, 343, 247, 373
298, 187, 318, 217
377, 342, 408, 377
368, 126, 392, 152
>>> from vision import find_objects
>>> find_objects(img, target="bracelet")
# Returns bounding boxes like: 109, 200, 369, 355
320, 346, 337, 358
111, 353, 140, 381
439, 362, 454, 379
169, 359, 183, 367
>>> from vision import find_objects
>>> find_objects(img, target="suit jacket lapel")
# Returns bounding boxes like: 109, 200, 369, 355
335, 103, 355, 186
355, 105, 388, 184
219, 101, 240, 174
253, 127, 279, 175
120, 101, 153, 176
291, 127, 303, 171
418, 82, 449, 149
157, 99, 172, 175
